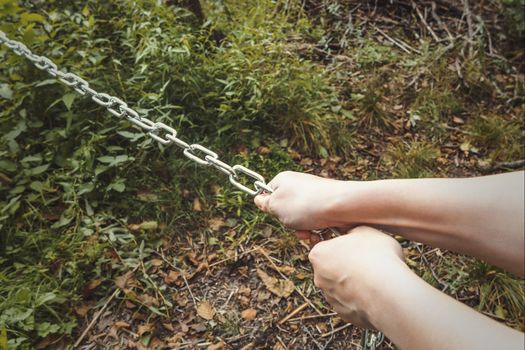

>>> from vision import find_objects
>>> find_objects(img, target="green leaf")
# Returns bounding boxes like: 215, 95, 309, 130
318, 146, 328, 158
36, 322, 60, 337
1, 195, 21, 215
0, 159, 17, 172
139, 221, 158, 231
108, 181, 125, 192
0, 84, 13, 100
62, 93, 76, 110
51, 215, 73, 229
26, 164, 50, 176
35, 292, 57, 306
0, 325, 7, 350
20, 13, 46, 24
29, 181, 44, 192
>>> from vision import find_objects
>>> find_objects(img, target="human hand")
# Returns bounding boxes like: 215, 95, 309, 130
254, 171, 351, 231
308, 226, 407, 329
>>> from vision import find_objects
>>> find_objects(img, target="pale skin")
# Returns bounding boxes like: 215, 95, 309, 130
254, 170, 525, 350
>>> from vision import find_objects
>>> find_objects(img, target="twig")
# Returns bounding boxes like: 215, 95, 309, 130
279, 302, 308, 324
415, 244, 449, 293
320, 323, 352, 338
411, 1, 440, 42
444, 125, 475, 136
286, 312, 337, 323
74, 288, 121, 347
374, 26, 421, 54
431, 1, 455, 44
481, 159, 525, 171
154, 251, 198, 309
256, 247, 324, 315
208, 247, 260, 267
462, 0, 474, 56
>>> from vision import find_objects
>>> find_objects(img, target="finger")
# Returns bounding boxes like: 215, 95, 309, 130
295, 230, 311, 241
253, 193, 271, 212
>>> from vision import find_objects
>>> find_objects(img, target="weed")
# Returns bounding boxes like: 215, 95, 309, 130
468, 115, 524, 162
383, 140, 441, 178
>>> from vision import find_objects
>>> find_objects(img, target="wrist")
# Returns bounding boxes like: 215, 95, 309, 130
326, 180, 386, 227
365, 258, 415, 329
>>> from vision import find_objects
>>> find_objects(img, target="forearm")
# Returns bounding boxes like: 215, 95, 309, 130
332, 172, 525, 275
369, 264, 524, 350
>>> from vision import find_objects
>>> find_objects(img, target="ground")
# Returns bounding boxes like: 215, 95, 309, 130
0, 0, 523, 349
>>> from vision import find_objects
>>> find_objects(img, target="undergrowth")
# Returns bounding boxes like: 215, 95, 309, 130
0, 0, 523, 348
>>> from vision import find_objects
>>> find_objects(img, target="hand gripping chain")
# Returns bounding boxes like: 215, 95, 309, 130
0, 30, 273, 197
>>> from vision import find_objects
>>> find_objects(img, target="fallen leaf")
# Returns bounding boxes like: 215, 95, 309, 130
150, 258, 163, 267
191, 322, 207, 332
197, 301, 215, 320
162, 323, 175, 332
85, 278, 102, 291
277, 265, 295, 275
208, 217, 225, 231
241, 308, 257, 320
193, 197, 202, 211
128, 221, 158, 231
273, 342, 286, 350
460, 141, 471, 152
164, 270, 180, 284
115, 271, 134, 290
114, 321, 130, 329
137, 323, 153, 336
75, 303, 90, 317
257, 269, 294, 298
452, 116, 465, 124
207, 341, 225, 350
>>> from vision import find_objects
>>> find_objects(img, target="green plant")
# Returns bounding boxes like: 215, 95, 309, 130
383, 140, 441, 178
501, 0, 525, 37
468, 115, 524, 162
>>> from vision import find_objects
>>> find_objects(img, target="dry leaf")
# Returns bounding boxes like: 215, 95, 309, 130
197, 300, 215, 320
150, 258, 163, 267
137, 323, 153, 336
453, 116, 465, 124
164, 270, 180, 284
193, 197, 202, 211
75, 303, 90, 317
85, 278, 102, 291
207, 341, 225, 350
115, 271, 134, 290
241, 308, 257, 320
257, 268, 294, 298
273, 342, 286, 350
114, 321, 130, 329
277, 265, 295, 275
208, 217, 225, 231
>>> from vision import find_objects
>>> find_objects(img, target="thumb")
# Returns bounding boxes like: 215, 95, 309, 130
254, 193, 271, 212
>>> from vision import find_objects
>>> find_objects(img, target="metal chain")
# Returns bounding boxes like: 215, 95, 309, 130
0, 30, 273, 196
362, 329, 385, 350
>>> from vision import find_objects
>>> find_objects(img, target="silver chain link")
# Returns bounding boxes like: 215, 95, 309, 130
0, 31, 273, 196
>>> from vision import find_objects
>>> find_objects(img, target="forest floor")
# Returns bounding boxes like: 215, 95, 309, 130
1, 1, 524, 349
72, 2, 523, 350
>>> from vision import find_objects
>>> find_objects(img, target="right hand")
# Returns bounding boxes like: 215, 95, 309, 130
254, 171, 351, 231
308, 226, 407, 329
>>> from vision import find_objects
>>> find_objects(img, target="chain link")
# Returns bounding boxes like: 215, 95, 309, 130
0, 31, 273, 196
362, 329, 385, 350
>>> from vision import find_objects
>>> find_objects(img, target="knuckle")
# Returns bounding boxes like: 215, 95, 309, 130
308, 243, 326, 264
347, 225, 375, 235
313, 275, 323, 289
